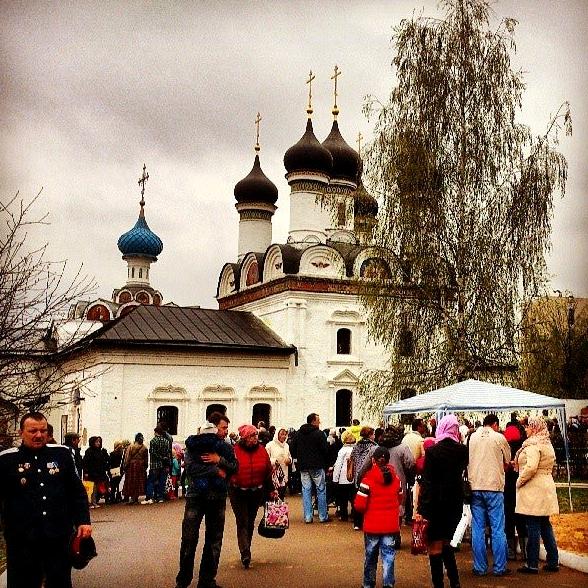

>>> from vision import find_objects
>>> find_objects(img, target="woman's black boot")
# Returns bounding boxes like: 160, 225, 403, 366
442, 545, 460, 588
429, 553, 444, 588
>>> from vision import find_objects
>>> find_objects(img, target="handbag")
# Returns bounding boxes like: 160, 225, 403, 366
346, 457, 354, 482
263, 499, 289, 529
109, 467, 121, 478
411, 518, 429, 555
257, 518, 286, 539
462, 470, 472, 504
271, 464, 286, 489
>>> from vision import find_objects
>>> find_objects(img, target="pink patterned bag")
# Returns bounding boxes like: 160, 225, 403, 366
263, 499, 289, 529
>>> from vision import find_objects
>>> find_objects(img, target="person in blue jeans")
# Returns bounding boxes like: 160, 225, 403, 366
468, 414, 512, 576
515, 416, 560, 574
290, 413, 329, 523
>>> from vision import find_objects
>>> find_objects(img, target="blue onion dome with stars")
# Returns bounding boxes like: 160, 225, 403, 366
234, 153, 278, 204
117, 165, 163, 260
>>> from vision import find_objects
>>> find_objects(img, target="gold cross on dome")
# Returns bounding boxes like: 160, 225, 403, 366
331, 64, 341, 118
306, 69, 316, 116
138, 164, 149, 205
255, 112, 262, 152
357, 131, 364, 156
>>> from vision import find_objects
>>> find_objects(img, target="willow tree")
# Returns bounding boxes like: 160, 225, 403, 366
359, 0, 571, 415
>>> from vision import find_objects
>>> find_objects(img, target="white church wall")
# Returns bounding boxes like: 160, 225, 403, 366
236, 290, 389, 428
49, 348, 293, 451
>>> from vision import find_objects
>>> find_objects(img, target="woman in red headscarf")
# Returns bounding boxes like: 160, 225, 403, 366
229, 424, 276, 569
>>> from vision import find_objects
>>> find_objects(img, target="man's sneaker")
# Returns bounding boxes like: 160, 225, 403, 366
156, 499, 165, 503
493, 569, 512, 576
542, 564, 559, 572
141, 499, 154, 505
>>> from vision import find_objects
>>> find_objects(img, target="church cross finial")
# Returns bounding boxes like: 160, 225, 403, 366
254, 112, 262, 152
306, 69, 315, 117
331, 64, 341, 118
138, 164, 149, 207
356, 131, 364, 156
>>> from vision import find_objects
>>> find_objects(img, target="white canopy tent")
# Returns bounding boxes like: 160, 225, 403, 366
382, 379, 573, 510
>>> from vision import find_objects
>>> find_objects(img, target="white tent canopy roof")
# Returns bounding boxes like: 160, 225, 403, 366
383, 379, 564, 416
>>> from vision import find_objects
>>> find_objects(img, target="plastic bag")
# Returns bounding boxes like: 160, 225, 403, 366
411, 518, 429, 555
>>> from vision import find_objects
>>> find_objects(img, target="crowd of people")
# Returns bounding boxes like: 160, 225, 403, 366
0, 409, 568, 588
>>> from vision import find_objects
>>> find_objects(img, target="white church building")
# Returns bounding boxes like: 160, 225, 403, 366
47, 79, 402, 449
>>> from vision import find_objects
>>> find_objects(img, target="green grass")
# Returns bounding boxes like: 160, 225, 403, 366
557, 487, 588, 513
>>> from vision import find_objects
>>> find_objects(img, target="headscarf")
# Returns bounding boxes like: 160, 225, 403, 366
272, 427, 288, 447
521, 416, 551, 448
435, 414, 461, 443
238, 424, 258, 439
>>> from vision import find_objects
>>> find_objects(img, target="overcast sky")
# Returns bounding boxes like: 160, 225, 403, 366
2, 0, 587, 308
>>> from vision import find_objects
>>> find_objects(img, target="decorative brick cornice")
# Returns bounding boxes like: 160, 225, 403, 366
218, 275, 445, 309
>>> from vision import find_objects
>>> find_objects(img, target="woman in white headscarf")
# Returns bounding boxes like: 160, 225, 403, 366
266, 427, 292, 500
515, 416, 559, 574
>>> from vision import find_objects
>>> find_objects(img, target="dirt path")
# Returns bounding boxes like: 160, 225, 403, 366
71, 496, 586, 588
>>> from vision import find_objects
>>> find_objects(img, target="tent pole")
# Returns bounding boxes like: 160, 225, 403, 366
558, 407, 573, 512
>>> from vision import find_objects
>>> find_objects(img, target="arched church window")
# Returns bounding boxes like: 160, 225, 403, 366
131, 267, 135, 278
398, 328, 414, 356
337, 328, 351, 355
206, 404, 227, 420
252, 403, 271, 427
399, 388, 417, 425
360, 258, 391, 279
157, 406, 178, 436
139, 268, 143, 278
245, 262, 259, 286
335, 389, 352, 427
337, 202, 346, 227
153, 293, 161, 306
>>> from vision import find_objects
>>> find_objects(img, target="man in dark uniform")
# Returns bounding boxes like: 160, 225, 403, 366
0, 411, 92, 587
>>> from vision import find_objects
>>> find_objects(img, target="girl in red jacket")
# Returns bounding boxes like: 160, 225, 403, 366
354, 447, 402, 588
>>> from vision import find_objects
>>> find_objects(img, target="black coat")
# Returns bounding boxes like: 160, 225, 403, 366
82, 446, 109, 482
418, 438, 468, 541
0, 444, 90, 540
290, 424, 328, 471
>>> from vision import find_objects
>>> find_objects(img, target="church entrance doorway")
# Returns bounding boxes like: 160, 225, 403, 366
206, 404, 227, 420
252, 403, 270, 427
157, 405, 178, 435
335, 389, 352, 427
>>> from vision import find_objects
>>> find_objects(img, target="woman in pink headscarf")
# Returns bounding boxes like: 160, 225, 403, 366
515, 416, 559, 574
417, 414, 468, 588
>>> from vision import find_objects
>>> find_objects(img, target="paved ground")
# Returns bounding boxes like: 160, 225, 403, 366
69, 496, 586, 588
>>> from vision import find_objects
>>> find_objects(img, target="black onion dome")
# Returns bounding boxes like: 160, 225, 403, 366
234, 154, 278, 205
284, 118, 333, 176
322, 120, 360, 182
354, 182, 378, 217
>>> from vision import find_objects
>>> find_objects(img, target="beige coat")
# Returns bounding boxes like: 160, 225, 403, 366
515, 442, 559, 516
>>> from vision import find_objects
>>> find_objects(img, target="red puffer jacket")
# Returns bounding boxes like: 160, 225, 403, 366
231, 443, 272, 489
353, 464, 401, 534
